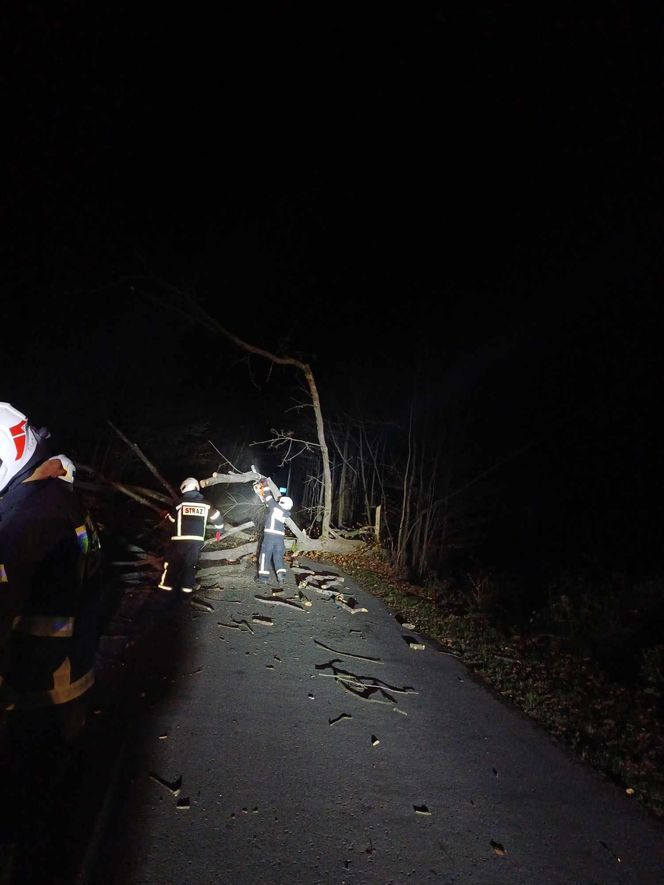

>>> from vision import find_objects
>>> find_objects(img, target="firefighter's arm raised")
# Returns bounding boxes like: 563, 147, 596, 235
208, 506, 224, 532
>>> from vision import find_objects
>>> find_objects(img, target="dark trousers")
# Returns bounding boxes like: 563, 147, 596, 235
158, 539, 202, 595
0, 696, 88, 879
257, 532, 287, 582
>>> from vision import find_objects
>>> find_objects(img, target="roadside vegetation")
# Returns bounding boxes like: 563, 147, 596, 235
309, 548, 664, 821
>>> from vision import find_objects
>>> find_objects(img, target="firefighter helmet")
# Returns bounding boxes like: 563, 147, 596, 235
279, 495, 293, 511
0, 402, 39, 493
180, 477, 200, 493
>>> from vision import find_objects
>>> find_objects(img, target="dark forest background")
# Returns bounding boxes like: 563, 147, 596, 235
2, 4, 663, 660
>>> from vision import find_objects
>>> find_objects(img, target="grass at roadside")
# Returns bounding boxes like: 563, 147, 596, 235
307, 550, 664, 821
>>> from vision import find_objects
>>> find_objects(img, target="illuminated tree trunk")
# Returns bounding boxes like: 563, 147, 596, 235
131, 283, 333, 540
336, 427, 351, 527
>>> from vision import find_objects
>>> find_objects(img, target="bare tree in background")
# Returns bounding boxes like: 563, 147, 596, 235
131, 281, 334, 541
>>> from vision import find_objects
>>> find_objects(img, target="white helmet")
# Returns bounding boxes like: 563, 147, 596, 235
278, 495, 293, 511
0, 402, 39, 493
180, 477, 200, 493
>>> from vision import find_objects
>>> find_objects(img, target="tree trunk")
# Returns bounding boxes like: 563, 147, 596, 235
132, 283, 333, 540
336, 427, 350, 526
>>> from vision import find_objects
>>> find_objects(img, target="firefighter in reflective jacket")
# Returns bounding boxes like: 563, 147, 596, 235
0, 403, 103, 728
0, 403, 102, 877
158, 477, 224, 597
253, 479, 293, 585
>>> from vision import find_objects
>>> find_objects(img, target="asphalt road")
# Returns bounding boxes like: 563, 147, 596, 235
74, 559, 663, 884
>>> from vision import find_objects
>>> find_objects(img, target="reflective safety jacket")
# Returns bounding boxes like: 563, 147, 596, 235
0, 477, 103, 710
262, 492, 289, 536
165, 490, 224, 542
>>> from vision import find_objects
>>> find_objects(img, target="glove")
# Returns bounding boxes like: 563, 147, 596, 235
215, 531, 221, 542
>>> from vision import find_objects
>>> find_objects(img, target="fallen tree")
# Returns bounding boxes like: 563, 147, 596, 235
199, 532, 365, 563
129, 279, 334, 541
200, 470, 365, 556
78, 428, 367, 557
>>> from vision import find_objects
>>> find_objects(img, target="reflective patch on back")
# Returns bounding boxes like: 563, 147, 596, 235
74, 524, 89, 554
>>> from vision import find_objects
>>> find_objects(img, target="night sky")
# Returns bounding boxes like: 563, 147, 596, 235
2, 4, 662, 571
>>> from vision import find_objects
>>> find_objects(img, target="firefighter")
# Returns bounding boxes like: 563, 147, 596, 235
0, 402, 103, 733
253, 479, 293, 585
157, 477, 224, 599
0, 402, 103, 875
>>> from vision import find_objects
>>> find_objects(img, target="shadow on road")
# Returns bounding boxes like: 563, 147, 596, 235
2, 589, 191, 885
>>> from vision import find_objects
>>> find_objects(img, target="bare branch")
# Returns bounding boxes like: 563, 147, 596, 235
75, 465, 164, 514
108, 420, 179, 501
207, 440, 244, 473
129, 277, 333, 539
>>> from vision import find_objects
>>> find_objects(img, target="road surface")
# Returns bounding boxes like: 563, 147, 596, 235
67, 560, 664, 883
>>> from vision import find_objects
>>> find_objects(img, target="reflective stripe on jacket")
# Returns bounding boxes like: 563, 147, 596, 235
264, 496, 289, 536
0, 476, 103, 710
167, 490, 223, 542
